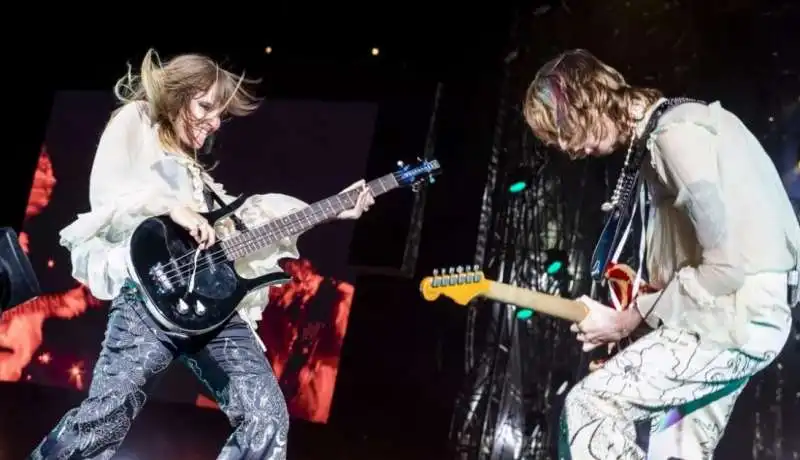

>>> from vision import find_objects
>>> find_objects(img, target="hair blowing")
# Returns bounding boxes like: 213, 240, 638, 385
523, 49, 662, 155
113, 48, 261, 163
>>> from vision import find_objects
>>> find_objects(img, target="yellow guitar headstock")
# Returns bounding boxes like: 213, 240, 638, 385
419, 265, 491, 306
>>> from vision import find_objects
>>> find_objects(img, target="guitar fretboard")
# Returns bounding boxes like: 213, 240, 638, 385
487, 282, 588, 323
221, 174, 398, 261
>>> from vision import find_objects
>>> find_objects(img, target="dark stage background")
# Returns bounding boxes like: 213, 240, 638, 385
3, 3, 796, 459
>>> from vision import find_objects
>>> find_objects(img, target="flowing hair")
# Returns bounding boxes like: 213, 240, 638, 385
112, 48, 261, 168
523, 49, 662, 157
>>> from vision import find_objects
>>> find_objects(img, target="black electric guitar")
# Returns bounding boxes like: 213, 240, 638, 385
127, 158, 441, 335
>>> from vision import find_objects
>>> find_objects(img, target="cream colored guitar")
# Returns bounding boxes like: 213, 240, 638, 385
419, 262, 654, 318
420, 264, 656, 370
419, 265, 589, 322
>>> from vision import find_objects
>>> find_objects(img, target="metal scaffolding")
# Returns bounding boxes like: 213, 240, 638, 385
448, 7, 617, 458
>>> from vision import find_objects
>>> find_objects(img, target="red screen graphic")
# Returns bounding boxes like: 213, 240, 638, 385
0, 92, 377, 423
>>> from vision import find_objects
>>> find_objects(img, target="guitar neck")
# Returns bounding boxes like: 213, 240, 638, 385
222, 174, 399, 261
485, 282, 588, 323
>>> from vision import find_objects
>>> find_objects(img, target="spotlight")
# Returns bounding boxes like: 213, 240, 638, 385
371, 47, 379, 56
515, 308, 533, 320
507, 166, 529, 194
544, 249, 568, 275
509, 181, 527, 194
265, 46, 273, 54
0, 227, 41, 312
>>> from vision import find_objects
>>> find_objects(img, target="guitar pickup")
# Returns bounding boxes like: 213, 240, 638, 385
202, 251, 216, 274
150, 262, 175, 294
167, 258, 187, 287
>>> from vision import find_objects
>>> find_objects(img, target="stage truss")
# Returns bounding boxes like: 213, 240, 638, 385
448, 10, 617, 460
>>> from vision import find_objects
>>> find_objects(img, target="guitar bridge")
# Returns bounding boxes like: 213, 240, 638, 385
150, 262, 175, 294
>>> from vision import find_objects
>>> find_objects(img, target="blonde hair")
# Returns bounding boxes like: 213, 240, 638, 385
523, 49, 662, 157
113, 48, 261, 164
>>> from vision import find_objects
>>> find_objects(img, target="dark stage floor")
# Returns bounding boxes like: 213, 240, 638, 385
0, 383, 443, 460
3, 374, 800, 459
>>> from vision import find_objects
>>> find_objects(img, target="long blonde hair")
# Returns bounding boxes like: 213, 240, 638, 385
523, 49, 662, 157
113, 48, 261, 165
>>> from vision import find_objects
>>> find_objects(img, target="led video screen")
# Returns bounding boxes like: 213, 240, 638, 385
0, 90, 378, 423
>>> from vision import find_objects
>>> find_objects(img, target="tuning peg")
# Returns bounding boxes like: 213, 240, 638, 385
456, 265, 464, 273
473, 264, 480, 271
397, 160, 405, 168
428, 176, 436, 184
432, 269, 439, 276
448, 267, 455, 275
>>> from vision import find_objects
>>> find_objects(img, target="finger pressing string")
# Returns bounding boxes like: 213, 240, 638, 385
161, 204, 347, 282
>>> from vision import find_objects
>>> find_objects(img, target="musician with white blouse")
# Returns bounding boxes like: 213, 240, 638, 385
31, 49, 373, 460
523, 49, 799, 460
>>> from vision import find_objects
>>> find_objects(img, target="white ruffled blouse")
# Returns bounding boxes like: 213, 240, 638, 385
59, 101, 305, 349
633, 99, 800, 346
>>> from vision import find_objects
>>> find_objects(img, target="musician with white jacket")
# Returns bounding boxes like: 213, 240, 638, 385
523, 49, 799, 460
32, 49, 373, 460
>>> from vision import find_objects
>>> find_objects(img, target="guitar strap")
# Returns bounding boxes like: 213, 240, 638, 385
590, 98, 707, 289
202, 182, 248, 232
202, 184, 225, 211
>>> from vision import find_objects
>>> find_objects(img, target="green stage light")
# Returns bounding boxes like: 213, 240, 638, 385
546, 260, 563, 275
544, 249, 568, 276
508, 181, 527, 193
507, 165, 530, 194
516, 309, 534, 320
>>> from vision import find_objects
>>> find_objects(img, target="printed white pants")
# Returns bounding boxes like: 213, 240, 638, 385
560, 306, 791, 460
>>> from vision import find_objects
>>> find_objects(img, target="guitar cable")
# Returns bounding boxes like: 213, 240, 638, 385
187, 248, 202, 293
186, 177, 227, 294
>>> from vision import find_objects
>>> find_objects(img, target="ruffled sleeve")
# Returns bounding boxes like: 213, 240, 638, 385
211, 189, 307, 325
60, 102, 184, 300
635, 104, 746, 334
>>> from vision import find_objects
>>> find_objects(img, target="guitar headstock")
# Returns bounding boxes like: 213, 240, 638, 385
393, 158, 441, 190
419, 265, 490, 306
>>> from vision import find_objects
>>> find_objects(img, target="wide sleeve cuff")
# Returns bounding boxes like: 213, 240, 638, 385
233, 193, 307, 320
635, 267, 713, 329
635, 291, 664, 329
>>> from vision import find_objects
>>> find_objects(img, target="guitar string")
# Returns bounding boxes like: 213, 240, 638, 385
160, 176, 397, 271
155, 167, 432, 271
171, 193, 358, 269
154, 202, 356, 285
148, 168, 435, 288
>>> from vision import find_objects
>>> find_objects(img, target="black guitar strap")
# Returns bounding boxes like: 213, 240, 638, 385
590, 98, 706, 282
202, 182, 248, 232
578, 98, 709, 390
202, 184, 226, 211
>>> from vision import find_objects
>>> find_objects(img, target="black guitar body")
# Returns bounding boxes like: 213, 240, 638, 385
127, 196, 292, 335
126, 158, 443, 335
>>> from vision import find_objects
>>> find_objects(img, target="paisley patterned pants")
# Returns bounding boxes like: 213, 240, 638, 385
559, 307, 791, 460
31, 284, 289, 460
